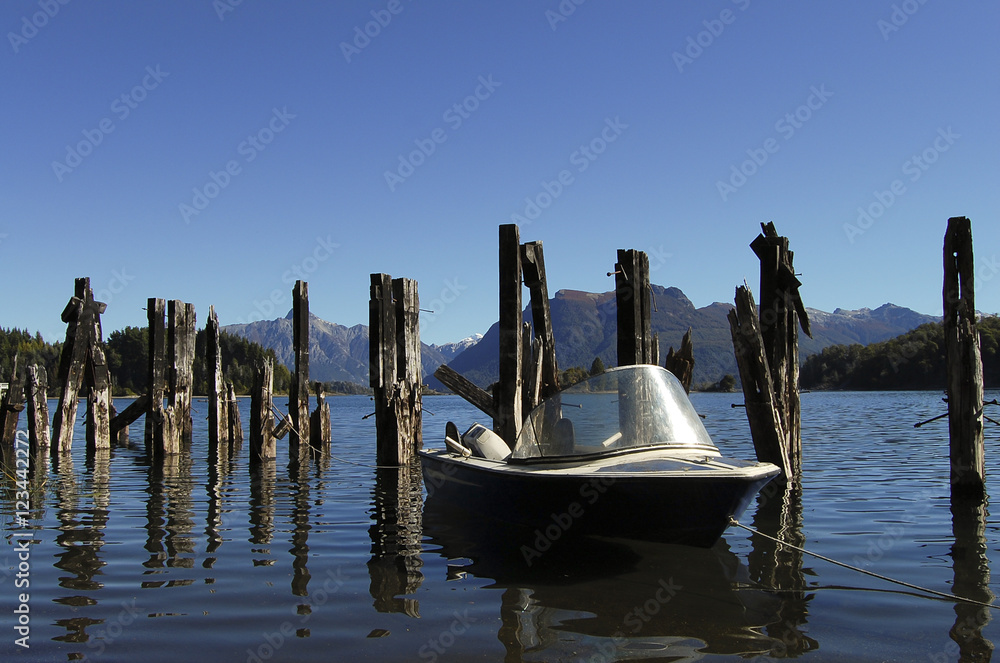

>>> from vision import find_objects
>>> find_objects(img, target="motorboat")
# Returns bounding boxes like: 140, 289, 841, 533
420, 364, 780, 547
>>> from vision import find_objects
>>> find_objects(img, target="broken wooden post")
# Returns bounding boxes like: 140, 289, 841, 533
433, 364, 497, 420
206, 305, 229, 447
369, 274, 422, 465
25, 364, 50, 455
145, 298, 167, 451
496, 224, 523, 447
51, 278, 111, 452
750, 222, 811, 477
289, 280, 311, 454
664, 328, 695, 393
0, 354, 25, 447
110, 394, 149, 445
167, 301, 196, 443
615, 249, 653, 366
226, 381, 243, 445
310, 381, 331, 448
85, 342, 112, 448
250, 357, 276, 462
728, 284, 792, 479
943, 216, 985, 494
521, 241, 560, 399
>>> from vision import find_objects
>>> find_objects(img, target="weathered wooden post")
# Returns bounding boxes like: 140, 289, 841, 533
145, 298, 167, 451
728, 285, 793, 479
206, 306, 229, 447
0, 354, 25, 446
664, 328, 695, 393
226, 381, 243, 445
310, 382, 331, 448
496, 224, 524, 447
167, 301, 196, 443
521, 241, 560, 400
615, 249, 654, 366
25, 364, 50, 455
51, 278, 112, 452
289, 280, 311, 454
750, 222, 810, 476
943, 216, 985, 494
250, 357, 276, 462
369, 274, 422, 465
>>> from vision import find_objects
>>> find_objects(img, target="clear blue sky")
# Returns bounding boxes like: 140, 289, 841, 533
1, 1, 997, 345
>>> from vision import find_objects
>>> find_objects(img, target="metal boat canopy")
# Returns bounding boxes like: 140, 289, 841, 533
512, 365, 718, 460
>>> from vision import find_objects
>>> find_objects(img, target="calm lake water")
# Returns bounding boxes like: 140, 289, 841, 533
2, 390, 999, 662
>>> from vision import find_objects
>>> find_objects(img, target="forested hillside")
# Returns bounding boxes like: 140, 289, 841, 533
0, 326, 291, 396
800, 317, 1000, 390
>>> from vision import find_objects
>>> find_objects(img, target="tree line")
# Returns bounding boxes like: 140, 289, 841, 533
0, 326, 294, 396
800, 317, 1000, 390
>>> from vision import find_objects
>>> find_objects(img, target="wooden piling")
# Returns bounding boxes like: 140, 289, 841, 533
0, 354, 25, 447
226, 381, 243, 444
51, 278, 111, 452
167, 301, 196, 443
250, 357, 276, 462
521, 241, 560, 399
86, 343, 112, 449
615, 249, 654, 366
750, 222, 810, 476
943, 216, 985, 493
728, 285, 792, 479
289, 280, 311, 450
496, 224, 523, 447
145, 298, 167, 451
206, 306, 229, 447
664, 328, 695, 393
310, 382, 331, 448
369, 274, 422, 465
25, 364, 50, 455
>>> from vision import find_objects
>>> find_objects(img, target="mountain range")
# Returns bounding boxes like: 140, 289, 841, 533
222, 287, 940, 390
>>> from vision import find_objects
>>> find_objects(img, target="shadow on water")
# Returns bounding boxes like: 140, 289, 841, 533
949, 491, 994, 661
368, 461, 424, 617
419, 484, 808, 661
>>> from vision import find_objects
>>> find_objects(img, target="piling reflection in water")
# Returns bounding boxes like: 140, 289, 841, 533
421, 492, 786, 660
288, 457, 312, 599
248, 460, 276, 565
949, 492, 994, 660
746, 479, 817, 658
367, 461, 424, 617
52, 449, 109, 643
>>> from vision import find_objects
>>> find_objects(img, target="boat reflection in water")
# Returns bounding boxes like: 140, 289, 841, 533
422, 490, 808, 661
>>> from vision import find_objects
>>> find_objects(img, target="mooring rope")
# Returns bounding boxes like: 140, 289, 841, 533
728, 517, 999, 610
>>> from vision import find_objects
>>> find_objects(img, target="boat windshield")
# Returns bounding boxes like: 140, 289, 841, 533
511, 365, 717, 460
